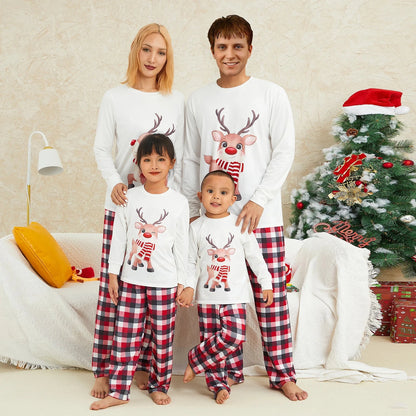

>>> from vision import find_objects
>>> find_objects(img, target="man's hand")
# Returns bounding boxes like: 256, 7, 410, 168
111, 183, 128, 206
109, 273, 119, 305
177, 287, 195, 307
262, 289, 273, 307
236, 200, 264, 233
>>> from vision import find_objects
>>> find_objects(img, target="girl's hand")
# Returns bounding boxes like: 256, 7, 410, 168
177, 287, 194, 308
109, 273, 119, 305
262, 289, 273, 307
111, 183, 128, 206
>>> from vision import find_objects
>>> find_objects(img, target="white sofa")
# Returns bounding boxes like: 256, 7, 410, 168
0, 232, 380, 381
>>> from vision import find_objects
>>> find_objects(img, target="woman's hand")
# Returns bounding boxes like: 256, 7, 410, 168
109, 273, 119, 305
111, 183, 128, 206
236, 200, 264, 233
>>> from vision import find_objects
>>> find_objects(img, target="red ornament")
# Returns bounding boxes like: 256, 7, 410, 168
402, 159, 414, 166
296, 202, 304, 210
383, 162, 394, 169
355, 180, 362, 186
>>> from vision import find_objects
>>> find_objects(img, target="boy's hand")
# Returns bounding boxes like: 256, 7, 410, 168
109, 273, 119, 305
262, 289, 273, 307
177, 287, 194, 308
236, 200, 264, 234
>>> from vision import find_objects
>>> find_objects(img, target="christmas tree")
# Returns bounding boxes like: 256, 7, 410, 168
289, 89, 416, 274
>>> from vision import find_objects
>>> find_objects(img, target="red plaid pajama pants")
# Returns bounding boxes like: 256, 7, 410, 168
226, 226, 296, 388
91, 210, 152, 378
108, 282, 177, 401
189, 304, 246, 395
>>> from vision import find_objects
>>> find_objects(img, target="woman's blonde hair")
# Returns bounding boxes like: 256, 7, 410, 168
122, 23, 174, 94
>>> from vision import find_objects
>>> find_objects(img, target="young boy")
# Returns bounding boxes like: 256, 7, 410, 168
182, 15, 307, 400
178, 170, 273, 404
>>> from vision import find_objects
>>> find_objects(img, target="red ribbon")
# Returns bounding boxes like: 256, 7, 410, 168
333, 153, 366, 183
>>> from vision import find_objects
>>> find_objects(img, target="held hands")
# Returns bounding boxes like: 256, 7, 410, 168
111, 183, 128, 206
236, 200, 264, 234
109, 273, 119, 305
263, 289, 273, 307
176, 287, 194, 308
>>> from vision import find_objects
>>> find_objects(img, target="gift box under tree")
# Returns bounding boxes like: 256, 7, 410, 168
390, 298, 416, 343
370, 281, 416, 335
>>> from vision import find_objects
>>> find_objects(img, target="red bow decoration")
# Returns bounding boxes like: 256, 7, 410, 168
333, 153, 366, 183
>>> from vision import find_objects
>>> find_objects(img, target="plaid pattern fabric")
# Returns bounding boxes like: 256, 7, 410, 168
226, 226, 296, 389
109, 282, 177, 401
189, 304, 246, 394
91, 210, 152, 377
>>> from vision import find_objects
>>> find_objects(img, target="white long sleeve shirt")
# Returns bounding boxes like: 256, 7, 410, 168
182, 77, 295, 228
186, 214, 272, 305
108, 186, 189, 288
94, 85, 185, 212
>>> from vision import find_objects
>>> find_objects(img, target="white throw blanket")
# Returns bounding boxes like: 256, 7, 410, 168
285, 233, 410, 382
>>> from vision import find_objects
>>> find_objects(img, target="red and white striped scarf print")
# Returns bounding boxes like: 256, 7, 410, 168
215, 159, 244, 185
135, 239, 155, 261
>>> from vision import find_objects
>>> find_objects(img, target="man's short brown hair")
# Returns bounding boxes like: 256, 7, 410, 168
207, 15, 253, 50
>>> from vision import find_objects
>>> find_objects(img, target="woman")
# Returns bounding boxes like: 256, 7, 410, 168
91, 23, 184, 400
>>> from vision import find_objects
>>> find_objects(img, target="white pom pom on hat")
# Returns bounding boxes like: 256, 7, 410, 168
343, 88, 410, 116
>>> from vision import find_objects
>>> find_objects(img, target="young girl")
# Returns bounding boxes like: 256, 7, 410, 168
90, 134, 189, 410
92, 23, 184, 398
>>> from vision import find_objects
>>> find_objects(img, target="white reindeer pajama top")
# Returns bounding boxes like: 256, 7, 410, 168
108, 186, 189, 288
186, 214, 272, 305
94, 85, 185, 212
182, 77, 295, 228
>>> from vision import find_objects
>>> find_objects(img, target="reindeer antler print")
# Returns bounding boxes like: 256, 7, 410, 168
136, 208, 147, 224
222, 233, 234, 249
153, 209, 169, 225
148, 114, 163, 134
237, 110, 259, 135
206, 234, 218, 249
215, 108, 231, 135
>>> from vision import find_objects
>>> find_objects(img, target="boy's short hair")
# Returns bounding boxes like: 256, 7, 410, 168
201, 170, 236, 193
136, 133, 175, 165
207, 15, 253, 50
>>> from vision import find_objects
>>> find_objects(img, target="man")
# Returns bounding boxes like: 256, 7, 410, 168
182, 14, 307, 401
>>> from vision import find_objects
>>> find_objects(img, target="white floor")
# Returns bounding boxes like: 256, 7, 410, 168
0, 336, 415, 416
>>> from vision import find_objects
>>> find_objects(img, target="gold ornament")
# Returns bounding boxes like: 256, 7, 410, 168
332, 182, 368, 206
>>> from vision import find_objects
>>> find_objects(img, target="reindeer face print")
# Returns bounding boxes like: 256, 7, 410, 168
204, 233, 235, 292
203, 108, 259, 201
127, 207, 169, 273
127, 113, 176, 188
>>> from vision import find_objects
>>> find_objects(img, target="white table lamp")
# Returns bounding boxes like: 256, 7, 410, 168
26, 131, 63, 226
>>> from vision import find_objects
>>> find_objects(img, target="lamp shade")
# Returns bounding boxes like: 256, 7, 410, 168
37, 147, 63, 176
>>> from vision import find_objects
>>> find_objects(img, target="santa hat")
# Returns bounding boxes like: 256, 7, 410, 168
343, 88, 409, 116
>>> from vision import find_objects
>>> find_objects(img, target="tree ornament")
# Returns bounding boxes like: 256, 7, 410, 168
382, 162, 394, 169
296, 201, 304, 210
332, 182, 367, 206
402, 159, 414, 166
400, 215, 415, 223
346, 128, 359, 137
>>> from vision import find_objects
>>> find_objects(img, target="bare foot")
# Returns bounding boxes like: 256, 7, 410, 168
135, 370, 149, 390
150, 391, 171, 405
227, 377, 241, 387
90, 376, 109, 399
90, 396, 128, 410
183, 364, 195, 383
215, 389, 230, 404
281, 381, 308, 401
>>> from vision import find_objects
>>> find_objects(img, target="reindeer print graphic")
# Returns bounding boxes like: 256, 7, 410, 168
204, 108, 259, 201
128, 113, 176, 188
127, 207, 169, 272
204, 233, 235, 292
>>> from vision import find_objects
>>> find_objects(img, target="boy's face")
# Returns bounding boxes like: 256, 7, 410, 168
198, 175, 237, 219
211, 35, 252, 80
